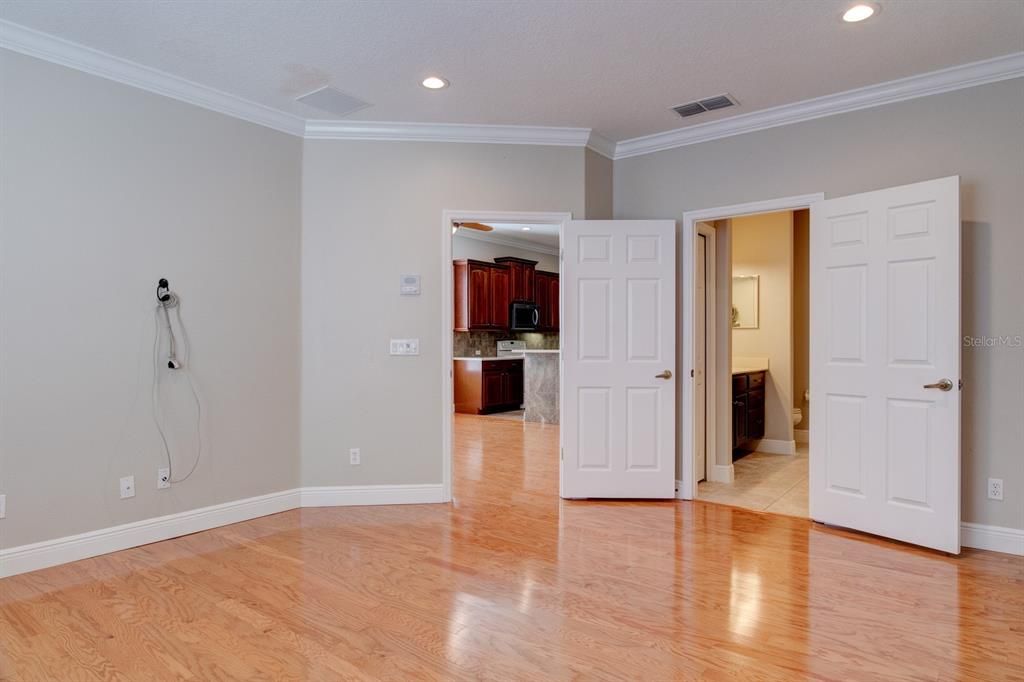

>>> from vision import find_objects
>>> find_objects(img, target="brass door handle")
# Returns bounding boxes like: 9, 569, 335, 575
656, 370, 673, 380
923, 378, 953, 391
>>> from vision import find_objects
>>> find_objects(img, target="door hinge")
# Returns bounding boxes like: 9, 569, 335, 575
959, 379, 963, 390
690, 369, 695, 378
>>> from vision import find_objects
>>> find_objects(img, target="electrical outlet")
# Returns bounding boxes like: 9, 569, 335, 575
157, 468, 170, 490
0, 494, 6, 519
350, 448, 361, 465
119, 475, 136, 499
988, 478, 1004, 501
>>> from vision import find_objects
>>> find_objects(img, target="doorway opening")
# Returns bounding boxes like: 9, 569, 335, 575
680, 194, 823, 510
441, 210, 569, 504
694, 209, 810, 517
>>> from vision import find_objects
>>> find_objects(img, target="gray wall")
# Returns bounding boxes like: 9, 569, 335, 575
615, 77, 1024, 530
301, 141, 585, 487
585, 148, 614, 219
452, 234, 559, 272
0, 52, 303, 548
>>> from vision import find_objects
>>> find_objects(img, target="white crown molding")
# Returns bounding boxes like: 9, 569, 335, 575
3, 20, 1021, 159
304, 119, 593, 147
454, 229, 560, 256
0, 19, 307, 136
585, 131, 616, 159
614, 52, 1024, 159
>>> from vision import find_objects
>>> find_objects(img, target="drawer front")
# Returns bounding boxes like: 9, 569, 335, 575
732, 374, 748, 394
482, 360, 505, 372
748, 372, 766, 390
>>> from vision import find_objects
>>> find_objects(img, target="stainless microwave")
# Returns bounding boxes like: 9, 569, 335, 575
509, 302, 540, 331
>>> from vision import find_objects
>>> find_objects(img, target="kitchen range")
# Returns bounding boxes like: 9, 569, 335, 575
452, 256, 559, 424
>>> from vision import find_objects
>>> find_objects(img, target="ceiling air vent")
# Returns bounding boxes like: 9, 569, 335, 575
296, 86, 371, 117
672, 93, 739, 119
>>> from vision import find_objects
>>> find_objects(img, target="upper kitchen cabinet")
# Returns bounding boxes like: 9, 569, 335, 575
493, 257, 537, 302
454, 259, 511, 331
535, 270, 560, 331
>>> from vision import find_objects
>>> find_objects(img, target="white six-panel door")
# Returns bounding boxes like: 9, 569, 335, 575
810, 176, 961, 553
561, 220, 676, 499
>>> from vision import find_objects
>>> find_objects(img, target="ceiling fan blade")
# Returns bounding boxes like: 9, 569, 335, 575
454, 221, 494, 232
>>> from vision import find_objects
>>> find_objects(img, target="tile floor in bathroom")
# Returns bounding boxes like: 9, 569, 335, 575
697, 443, 808, 517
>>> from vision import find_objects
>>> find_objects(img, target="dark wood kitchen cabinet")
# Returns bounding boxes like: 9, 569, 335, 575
534, 270, 560, 332
493, 257, 537, 302
732, 370, 766, 457
454, 358, 524, 414
454, 259, 511, 331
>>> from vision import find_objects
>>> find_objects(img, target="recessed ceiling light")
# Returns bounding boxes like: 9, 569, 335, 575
522, 226, 531, 231
422, 76, 449, 90
843, 3, 877, 22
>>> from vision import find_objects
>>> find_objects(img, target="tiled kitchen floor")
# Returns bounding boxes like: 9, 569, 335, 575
697, 444, 808, 517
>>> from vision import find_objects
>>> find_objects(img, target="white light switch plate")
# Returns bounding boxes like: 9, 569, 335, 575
399, 274, 421, 296
0, 494, 6, 519
390, 338, 419, 355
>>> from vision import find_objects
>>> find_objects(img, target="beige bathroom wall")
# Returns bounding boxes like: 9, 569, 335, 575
731, 212, 795, 444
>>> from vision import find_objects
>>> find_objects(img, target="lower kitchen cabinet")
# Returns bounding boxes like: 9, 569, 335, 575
454, 358, 524, 414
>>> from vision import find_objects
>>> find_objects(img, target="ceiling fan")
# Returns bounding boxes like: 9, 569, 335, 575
452, 221, 494, 232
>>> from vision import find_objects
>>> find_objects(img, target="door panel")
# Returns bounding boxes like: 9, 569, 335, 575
468, 264, 490, 329
562, 220, 676, 499
810, 176, 960, 553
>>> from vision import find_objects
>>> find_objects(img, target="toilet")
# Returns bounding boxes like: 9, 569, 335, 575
792, 407, 803, 427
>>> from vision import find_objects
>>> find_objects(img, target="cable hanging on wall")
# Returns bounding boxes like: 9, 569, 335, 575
152, 278, 203, 483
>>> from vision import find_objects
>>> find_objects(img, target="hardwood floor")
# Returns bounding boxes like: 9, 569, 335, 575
2, 415, 1022, 680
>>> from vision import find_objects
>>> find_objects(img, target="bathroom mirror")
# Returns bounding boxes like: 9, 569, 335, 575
732, 275, 759, 329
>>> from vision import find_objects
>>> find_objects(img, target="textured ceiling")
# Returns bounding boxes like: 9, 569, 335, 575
1, 0, 1021, 141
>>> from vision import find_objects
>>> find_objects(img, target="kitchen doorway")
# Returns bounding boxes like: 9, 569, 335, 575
441, 210, 569, 504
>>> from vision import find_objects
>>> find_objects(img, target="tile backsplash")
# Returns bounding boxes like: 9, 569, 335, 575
454, 331, 560, 357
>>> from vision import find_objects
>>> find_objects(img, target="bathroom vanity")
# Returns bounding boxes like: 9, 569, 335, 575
732, 369, 766, 456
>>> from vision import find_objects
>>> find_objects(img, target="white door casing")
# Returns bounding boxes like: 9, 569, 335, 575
561, 220, 677, 499
810, 176, 961, 553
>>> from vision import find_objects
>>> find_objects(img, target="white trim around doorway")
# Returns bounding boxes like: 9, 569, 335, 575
440, 209, 572, 503
679, 193, 824, 501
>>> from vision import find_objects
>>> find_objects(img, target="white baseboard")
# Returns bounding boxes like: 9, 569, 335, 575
710, 464, 735, 483
0, 488, 302, 578
300, 484, 445, 507
960, 522, 1024, 556
755, 439, 797, 455
794, 429, 809, 444
1, 483, 447, 578
4, 486, 1018, 578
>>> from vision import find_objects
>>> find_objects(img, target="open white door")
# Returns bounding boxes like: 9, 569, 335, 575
810, 176, 961, 553
561, 220, 676, 499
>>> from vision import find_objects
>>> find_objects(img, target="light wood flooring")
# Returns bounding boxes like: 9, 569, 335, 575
698, 444, 809, 517
1, 415, 1021, 680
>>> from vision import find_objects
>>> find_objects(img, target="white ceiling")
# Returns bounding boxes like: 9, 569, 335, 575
455, 222, 559, 251
1, 1, 1021, 142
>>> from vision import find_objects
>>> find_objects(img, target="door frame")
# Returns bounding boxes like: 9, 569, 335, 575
695, 222, 717, 485
679, 193, 823, 500
441, 209, 572, 503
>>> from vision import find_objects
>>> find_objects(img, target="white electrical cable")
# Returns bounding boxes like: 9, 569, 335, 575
152, 295, 203, 484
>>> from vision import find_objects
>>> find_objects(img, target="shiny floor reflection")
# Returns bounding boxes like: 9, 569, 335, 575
0, 414, 1020, 680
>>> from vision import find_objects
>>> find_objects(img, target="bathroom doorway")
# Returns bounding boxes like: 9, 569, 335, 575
680, 193, 822, 517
